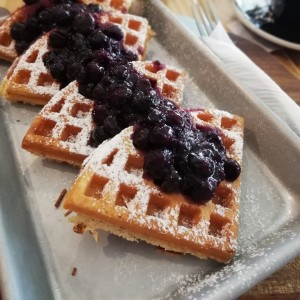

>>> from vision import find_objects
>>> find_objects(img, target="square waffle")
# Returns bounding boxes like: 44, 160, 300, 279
0, 0, 134, 62
62, 109, 244, 263
21, 61, 186, 166
1, 14, 152, 105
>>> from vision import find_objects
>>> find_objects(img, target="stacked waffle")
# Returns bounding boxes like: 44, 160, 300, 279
0, 0, 244, 263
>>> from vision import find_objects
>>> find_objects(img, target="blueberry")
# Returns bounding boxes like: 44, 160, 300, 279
132, 127, 150, 150
88, 30, 109, 49
131, 91, 153, 113
123, 50, 138, 62
189, 153, 214, 177
43, 51, 56, 68
147, 108, 165, 124
103, 25, 123, 41
74, 13, 95, 35
224, 158, 241, 181
160, 169, 182, 193
51, 6, 72, 26
87, 4, 102, 13
86, 61, 104, 83
109, 65, 130, 82
79, 83, 95, 98
92, 83, 107, 102
110, 86, 132, 108
149, 123, 176, 146
93, 49, 112, 67
89, 126, 109, 147
69, 3, 86, 15
103, 115, 121, 136
92, 104, 109, 125
49, 31, 67, 48
144, 149, 173, 180
10, 23, 26, 41
15, 40, 29, 55
134, 77, 151, 92
166, 110, 184, 127
49, 61, 65, 80
24, 0, 39, 5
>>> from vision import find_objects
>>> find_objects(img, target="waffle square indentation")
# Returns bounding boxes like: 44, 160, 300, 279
71, 102, 93, 118
103, 149, 119, 166
26, 50, 39, 63
197, 111, 214, 122
178, 204, 201, 228
209, 213, 230, 237
15, 70, 31, 85
37, 73, 54, 87
109, 15, 122, 24
166, 70, 180, 82
34, 118, 56, 137
212, 184, 233, 208
128, 19, 141, 31
50, 98, 65, 113
0, 32, 12, 47
60, 125, 81, 142
115, 183, 137, 207
84, 174, 109, 198
162, 84, 177, 99
146, 193, 171, 219
125, 154, 144, 173
221, 117, 237, 129
125, 33, 138, 46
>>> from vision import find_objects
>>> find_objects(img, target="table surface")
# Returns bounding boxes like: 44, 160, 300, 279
0, 0, 299, 299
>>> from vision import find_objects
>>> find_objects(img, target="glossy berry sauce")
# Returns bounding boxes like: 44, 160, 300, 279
10, 0, 102, 55
17, 1, 240, 203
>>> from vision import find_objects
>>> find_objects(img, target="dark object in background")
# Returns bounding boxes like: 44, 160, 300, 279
247, 0, 300, 43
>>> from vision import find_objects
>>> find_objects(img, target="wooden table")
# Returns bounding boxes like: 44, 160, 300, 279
163, 0, 300, 299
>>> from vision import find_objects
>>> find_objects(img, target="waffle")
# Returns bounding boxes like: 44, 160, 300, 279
21, 61, 186, 166
1, 14, 152, 105
62, 109, 244, 263
0, 0, 134, 62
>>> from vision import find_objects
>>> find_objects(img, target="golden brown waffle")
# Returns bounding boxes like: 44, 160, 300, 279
99, 12, 154, 60
63, 109, 244, 263
21, 61, 186, 166
0, 0, 133, 62
1, 14, 151, 105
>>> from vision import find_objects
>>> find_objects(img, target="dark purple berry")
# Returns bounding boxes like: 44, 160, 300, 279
15, 40, 29, 55
224, 158, 241, 181
88, 30, 109, 49
160, 169, 182, 193
24, 0, 39, 5
147, 109, 165, 124
49, 31, 67, 48
74, 13, 95, 35
92, 83, 107, 102
92, 104, 109, 125
110, 86, 132, 108
150, 123, 176, 146
103, 115, 121, 136
89, 126, 109, 147
87, 4, 102, 13
132, 127, 150, 150
189, 153, 214, 177
86, 61, 104, 83
103, 25, 123, 41
10, 23, 26, 41
79, 83, 94, 99
49, 61, 65, 79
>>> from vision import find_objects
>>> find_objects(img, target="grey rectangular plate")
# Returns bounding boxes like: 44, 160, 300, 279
1, 1, 300, 299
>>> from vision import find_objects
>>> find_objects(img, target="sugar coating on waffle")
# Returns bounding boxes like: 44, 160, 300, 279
1, 14, 151, 105
21, 61, 186, 166
2, 34, 60, 105
0, 0, 133, 62
63, 110, 244, 263
99, 12, 153, 60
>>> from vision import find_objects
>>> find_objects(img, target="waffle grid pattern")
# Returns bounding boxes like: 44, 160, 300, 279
99, 13, 151, 60
64, 110, 244, 262
22, 61, 186, 165
0, 0, 133, 62
4, 35, 60, 105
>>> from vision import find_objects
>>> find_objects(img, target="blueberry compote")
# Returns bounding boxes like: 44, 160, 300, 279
10, 0, 102, 55
89, 63, 241, 204
42, 10, 137, 89
37, 2, 240, 204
